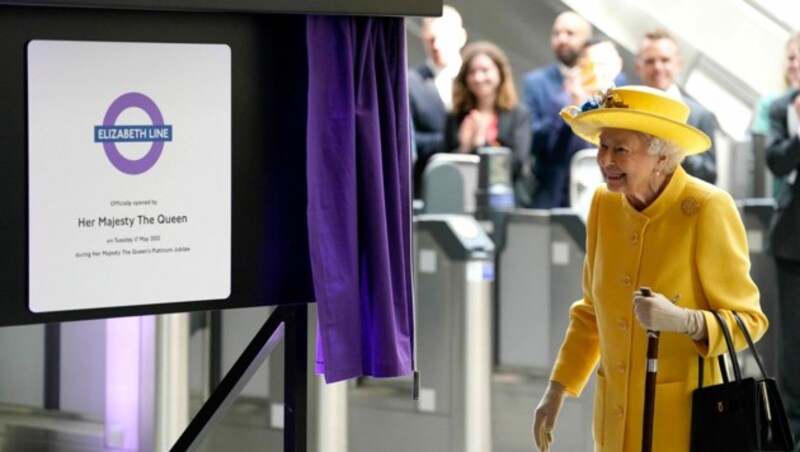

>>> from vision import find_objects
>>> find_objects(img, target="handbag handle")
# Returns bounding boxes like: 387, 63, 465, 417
697, 311, 740, 388
697, 352, 729, 387
731, 311, 769, 381
712, 311, 743, 381
697, 310, 769, 388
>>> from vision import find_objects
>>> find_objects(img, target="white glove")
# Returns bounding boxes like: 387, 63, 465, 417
632, 291, 707, 340
533, 381, 566, 451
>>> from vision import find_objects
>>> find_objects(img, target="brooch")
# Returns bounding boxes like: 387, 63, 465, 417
602, 91, 629, 109
579, 85, 625, 112
681, 197, 699, 216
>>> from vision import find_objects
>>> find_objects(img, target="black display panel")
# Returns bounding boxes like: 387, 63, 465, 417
0, 5, 316, 326
0, 0, 440, 16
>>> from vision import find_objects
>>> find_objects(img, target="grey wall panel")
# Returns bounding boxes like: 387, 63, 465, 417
415, 231, 458, 416
60, 319, 106, 421
0, 325, 45, 407
549, 219, 586, 362
499, 219, 551, 369
222, 307, 272, 398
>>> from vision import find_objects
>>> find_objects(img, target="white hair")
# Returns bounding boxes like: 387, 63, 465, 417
642, 134, 685, 173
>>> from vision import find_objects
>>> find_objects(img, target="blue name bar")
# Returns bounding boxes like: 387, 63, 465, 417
94, 125, 173, 143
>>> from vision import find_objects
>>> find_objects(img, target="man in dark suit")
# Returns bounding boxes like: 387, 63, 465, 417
635, 29, 718, 184
409, 5, 466, 197
523, 11, 594, 208
766, 88, 800, 444
526, 31, 630, 209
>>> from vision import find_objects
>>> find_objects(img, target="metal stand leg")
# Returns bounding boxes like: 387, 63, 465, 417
283, 304, 308, 452
44, 323, 61, 410
209, 311, 222, 392
170, 304, 308, 452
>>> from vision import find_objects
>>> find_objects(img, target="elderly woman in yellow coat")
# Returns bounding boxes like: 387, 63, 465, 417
532, 85, 768, 451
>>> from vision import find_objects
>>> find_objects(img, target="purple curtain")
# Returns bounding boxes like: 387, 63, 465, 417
305, 15, 414, 383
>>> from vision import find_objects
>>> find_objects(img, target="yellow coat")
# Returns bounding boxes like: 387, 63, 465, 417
551, 166, 768, 452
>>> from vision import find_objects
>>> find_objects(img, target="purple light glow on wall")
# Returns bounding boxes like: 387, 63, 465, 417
105, 316, 141, 450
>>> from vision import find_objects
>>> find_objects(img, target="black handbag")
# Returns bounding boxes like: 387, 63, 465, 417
690, 311, 795, 451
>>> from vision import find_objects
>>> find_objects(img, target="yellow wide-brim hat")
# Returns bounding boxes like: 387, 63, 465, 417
560, 85, 711, 155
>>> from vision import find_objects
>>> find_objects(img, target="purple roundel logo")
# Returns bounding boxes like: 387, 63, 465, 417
94, 92, 173, 175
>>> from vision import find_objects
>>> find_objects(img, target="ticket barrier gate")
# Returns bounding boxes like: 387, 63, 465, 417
348, 215, 494, 452
738, 198, 779, 377
421, 154, 480, 214
495, 209, 586, 372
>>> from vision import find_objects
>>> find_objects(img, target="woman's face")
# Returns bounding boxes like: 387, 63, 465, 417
786, 42, 800, 89
597, 128, 664, 202
466, 53, 501, 102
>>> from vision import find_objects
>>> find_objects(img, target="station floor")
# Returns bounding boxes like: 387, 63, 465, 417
0, 372, 594, 452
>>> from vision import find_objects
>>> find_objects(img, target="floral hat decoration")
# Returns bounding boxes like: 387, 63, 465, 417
559, 85, 711, 155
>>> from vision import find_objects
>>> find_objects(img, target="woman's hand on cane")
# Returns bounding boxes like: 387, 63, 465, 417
633, 290, 707, 340
533, 380, 566, 451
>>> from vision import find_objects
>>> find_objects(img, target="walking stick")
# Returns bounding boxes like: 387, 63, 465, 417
640, 287, 657, 452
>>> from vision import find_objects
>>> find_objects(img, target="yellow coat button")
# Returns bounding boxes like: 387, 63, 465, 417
630, 232, 638, 244
613, 405, 624, 418
620, 276, 631, 286
616, 361, 626, 373
617, 319, 628, 330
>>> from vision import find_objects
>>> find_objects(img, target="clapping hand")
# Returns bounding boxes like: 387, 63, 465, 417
457, 109, 491, 153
